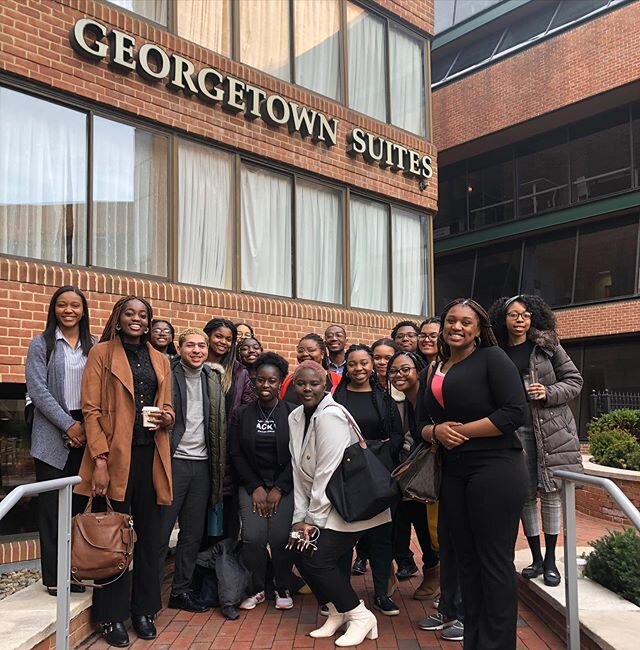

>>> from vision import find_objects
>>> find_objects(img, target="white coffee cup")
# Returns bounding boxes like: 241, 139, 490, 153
142, 406, 161, 428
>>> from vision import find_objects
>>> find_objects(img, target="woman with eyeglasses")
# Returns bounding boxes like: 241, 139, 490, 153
391, 320, 420, 352
417, 318, 441, 365
488, 295, 583, 588
149, 319, 177, 358
235, 322, 255, 343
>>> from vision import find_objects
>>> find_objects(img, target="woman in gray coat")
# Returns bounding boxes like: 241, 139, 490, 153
25, 286, 94, 595
489, 295, 583, 587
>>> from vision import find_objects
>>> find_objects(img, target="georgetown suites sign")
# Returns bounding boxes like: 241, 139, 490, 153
70, 18, 433, 184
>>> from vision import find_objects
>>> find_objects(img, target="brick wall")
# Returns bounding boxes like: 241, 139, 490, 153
372, 0, 434, 35
555, 299, 640, 342
432, 0, 640, 152
576, 479, 640, 524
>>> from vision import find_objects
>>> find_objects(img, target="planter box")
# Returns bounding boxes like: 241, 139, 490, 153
575, 455, 640, 524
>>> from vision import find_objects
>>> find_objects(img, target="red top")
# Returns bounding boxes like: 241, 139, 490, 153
431, 366, 445, 408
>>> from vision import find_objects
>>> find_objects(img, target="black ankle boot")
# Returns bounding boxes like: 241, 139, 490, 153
132, 614, 157, 640
102, 621, 129, 647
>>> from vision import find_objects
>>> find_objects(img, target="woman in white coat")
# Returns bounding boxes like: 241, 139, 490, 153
288, 360, 390, 647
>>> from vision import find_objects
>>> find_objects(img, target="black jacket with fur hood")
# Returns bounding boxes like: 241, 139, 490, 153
527, 328, 583, 491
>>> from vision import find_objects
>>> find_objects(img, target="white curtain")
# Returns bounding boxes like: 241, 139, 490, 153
239, 0, 290, 81
241, 165, 292, 296
176, 0, 231, 56
389, 26, 426, 136
0, 87, 87, 264
107, 0, 168, 24
92, 117, 168, 275
392, 207, 427, 314
296, 180, 342, 303
350, 196, 388, 310
178, 140, 234, 288
294, 0, 341, 100
347, 2, 386, 121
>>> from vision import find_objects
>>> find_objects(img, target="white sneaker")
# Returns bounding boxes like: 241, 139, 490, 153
239, 591, 266, 610
275, 589, 293, 610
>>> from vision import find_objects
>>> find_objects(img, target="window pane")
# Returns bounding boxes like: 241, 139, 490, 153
239, 0, 290, 81
468, 149, 514, 230
574, 217, 638, 303
350, 196, 388, 310
296, 180, 342, 303
453, 0, 501, 24
105, 0, 167, 25
241, 165, 292, 296
448, 31, 500, 76
521, 230, 576, 306
495, 2, 558, 53
176, 0, 231, 56
392, 207, 427, 314
549, 0, 608, 31
434, 251, 475, 313
632, 103, 640, 189
294, 0, 341, 100
517, 130, 569, 217
92, 117, 168, 276
389, 26, 426, 136
434, 0, 455, 33
0, 87, 87, 265
431, 49, 458, 84
347, 2, 386, 122
434, 164, 468, 238
472, 242, 521, 309
178, 140, 234, 289
570, 108, 632, 202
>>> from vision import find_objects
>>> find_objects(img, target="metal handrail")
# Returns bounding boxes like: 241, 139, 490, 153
0, 476, 81, 650
555, 469, 640, 650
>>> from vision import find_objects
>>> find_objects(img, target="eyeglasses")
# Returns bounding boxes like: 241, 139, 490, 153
388, 366, 415, 377
418, 333, 439, 341
506, 311, 532, 321
395, 332, 417, 340
151, 328, 172, 335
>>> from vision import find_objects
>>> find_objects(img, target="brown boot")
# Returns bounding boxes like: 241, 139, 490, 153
413, 564, 440, 600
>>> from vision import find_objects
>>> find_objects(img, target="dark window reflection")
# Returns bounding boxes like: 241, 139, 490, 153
468, 148, 515, 230
435, 251, 476, 313
472, 242, 521, 310
435, 164, 468, 238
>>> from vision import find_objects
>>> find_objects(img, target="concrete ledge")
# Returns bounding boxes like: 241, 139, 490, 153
583, 455, 640, 482
516, 547, 640, 650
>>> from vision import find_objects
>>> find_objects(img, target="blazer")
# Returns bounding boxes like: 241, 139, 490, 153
26, 335, 83, 470
288, 393, 391, 533
75, 337, 174, 505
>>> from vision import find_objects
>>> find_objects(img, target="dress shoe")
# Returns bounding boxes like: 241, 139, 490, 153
132, 614, 156, 640
396, 563, 419, 580
221, 605, 239, 620
168, 591, 209, 613
102, 621, 129, 647
522, 561, 544, 579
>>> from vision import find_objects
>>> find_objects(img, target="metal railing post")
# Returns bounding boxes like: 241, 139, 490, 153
561, 481, 580, 650
56, 482, 73, 650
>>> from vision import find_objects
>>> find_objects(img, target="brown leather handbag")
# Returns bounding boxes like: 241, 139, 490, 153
71, 496, 137, 588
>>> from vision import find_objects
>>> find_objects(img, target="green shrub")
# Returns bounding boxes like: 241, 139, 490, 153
588, 409, 640, 443
585, 528, 640, 607
588, 410, 640, 471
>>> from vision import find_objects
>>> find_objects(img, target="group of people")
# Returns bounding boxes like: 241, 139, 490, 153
26, 286, 583, 649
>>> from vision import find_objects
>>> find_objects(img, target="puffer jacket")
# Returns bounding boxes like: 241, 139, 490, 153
528, 329, 583, 491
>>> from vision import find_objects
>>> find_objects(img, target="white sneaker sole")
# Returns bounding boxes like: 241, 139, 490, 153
275, 601, 294, 610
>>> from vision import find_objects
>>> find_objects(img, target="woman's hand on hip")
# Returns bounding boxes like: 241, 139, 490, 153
92, 460, 110, 497
434, 421, 468, 449
252, 486, 269, 517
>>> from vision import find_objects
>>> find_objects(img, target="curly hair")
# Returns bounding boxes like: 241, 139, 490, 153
100, 296, 154, 344
438, 298, 497, 362
391, 320, 419, 340
488, 295, 557, 348
254, 351, 288, 380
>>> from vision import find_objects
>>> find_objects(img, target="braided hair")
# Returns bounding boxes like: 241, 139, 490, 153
298, 333, 329, 369
100, 296, 154, 344
203, 318, 238, 394
385, 349, 427, 391
437, 298, 497, 362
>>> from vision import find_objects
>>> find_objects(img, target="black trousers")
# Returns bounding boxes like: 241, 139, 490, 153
392, 500, 439, 570
295, 528, 362, 613
437, 507, 463, 621
34, 445, 85, 587
441, 448, 526, 650
90, 445, 162, 623
358, 521, 393, 598
159, 458, 210, 595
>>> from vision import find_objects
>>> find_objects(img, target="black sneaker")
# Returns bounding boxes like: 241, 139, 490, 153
168, 591, 209, 613
396, 563, 419, 580
373, 595, 400, 616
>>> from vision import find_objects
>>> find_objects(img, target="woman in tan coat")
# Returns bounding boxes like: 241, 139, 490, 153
77, 296, 174, 648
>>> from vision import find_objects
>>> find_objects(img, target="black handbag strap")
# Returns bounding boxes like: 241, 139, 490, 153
324, 403, 367, 449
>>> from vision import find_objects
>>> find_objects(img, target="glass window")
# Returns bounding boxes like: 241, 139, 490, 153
434, 251, 475, 313
296, 179, 342, 303
434, 164, 468, 238
105, 0, 167, 25
570, 108, 632, 202
350, 196, 388, 311
453, 0, 501, 24
495, 2, 558, 53
178, 140, 234, 289
549, 0, 609, 31
294, 0, 341, 101
521, 230, 576, 306
632, 103, 640, 189
434, 0, 456, 33
574, 216, 638, 303
517, 129, 569, 217
448, 31, 500, 76
176, 0, 231, 56
389, 26, 426, 136
241, 164, 292, 296
392, 207, 427, 314
0, 88, 87, 265
92, 117, 168, 276
472, 242, 521, 309
468, 148, 514, 230
431, 49, 458, 84
239, 0, 290, 81
347, 2, 387, 122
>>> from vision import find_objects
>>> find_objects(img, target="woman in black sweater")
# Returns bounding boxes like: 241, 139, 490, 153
229, 352, 296, 611
333, 344, 403, 616
417, 299, 527, 650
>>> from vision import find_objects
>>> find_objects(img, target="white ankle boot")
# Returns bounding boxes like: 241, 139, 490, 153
309, 603, 346, 638
335, 601, 378, 646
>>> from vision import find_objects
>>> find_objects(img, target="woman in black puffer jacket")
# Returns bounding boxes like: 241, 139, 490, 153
489, 295, 583, 588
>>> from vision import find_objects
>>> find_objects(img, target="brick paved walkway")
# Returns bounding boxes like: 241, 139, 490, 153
82, 511, 621, 650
